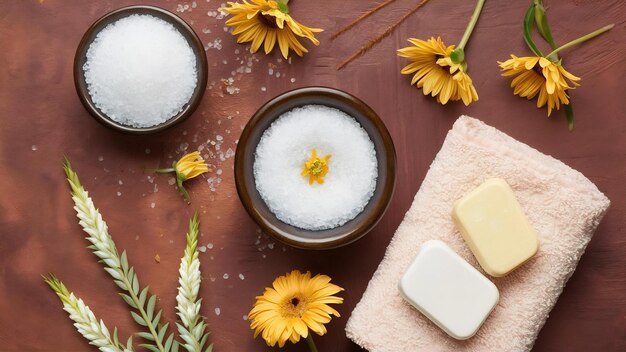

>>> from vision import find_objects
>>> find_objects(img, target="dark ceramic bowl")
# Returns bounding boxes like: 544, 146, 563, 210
73, 5, 208, 134
235, 87, 396, 250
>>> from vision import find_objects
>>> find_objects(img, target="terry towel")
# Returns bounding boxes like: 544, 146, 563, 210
346, 116, 610, 352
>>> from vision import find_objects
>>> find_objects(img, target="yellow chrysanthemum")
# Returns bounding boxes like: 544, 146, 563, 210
249, 270, 343, 348
397, 37, 478, 106
223, 0, 322, 59
156, 151, 209, 203
175, 151, 209, 181
301, 148, 331, 185
498, 55, 580, 116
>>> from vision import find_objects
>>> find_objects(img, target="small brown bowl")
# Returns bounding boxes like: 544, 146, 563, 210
73, 5, 208, 134
235, 87, 396, 250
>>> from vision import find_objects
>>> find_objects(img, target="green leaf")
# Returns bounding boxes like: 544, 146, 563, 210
137, 331, 155, 341
139, 287, 149, 307
164, 333, 175, 352
157, 323, 169, 342
151, 310, 163, 329
523, 4, 544, 56
131, 273, 139, 295
121, 251, 129, 272
140, 343, 160, 352
172, 341, 180, 352
130, 311, 147, 326
113, 327, 120, 346
205, 343, 213, 352
126, 336, 133, 350
114, 280, 128, 291
533, 0, 557, 50
120, 293, 137, 308
146, 295, 157, 319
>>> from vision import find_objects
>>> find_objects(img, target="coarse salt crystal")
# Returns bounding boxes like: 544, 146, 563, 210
83, 15, 197, 128
254, 105, 378, 230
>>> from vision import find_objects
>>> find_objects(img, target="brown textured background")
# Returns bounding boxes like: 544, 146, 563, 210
0, 0, 624, 351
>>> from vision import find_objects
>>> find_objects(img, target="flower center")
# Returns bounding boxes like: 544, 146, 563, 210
258, 13, 278, 28
282, 295, 306, 318
308, 160, 324, 176
533, 64, 543, 76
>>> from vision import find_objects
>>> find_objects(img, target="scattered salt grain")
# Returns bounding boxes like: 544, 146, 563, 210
31, 145, 37, 151
198, 245, 207, 252
83, 15, 197, 128
117, 191, 122, 197
223, 273, 229, 279
254, 105, 378, 230
98, 156, 104, 162
207, 242, 214, 249
145, 148, 151, 154
150, 202, 156, 209
243, 315, 248, 321
238, 273, 245, 280
214, 308, 221, 316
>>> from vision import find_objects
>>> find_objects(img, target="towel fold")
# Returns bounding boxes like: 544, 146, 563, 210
346, 116, 610, 352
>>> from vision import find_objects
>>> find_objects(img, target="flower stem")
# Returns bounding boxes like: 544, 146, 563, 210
546, 24, 614, 58
154, 168, 175, 173
306, 334, 318, 352
457, 0, 486, 50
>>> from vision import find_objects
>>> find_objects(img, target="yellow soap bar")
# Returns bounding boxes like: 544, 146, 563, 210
452, 178, 539, 277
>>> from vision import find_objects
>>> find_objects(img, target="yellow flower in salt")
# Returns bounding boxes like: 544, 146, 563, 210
498, 55, 580, 116
222, 0, 322, 59
248, 270, 343, 348
301, 148, 331, 185
156, 151, 209, 203
397, 37, 478, 106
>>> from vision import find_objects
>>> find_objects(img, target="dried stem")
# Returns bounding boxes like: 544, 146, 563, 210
331, 0, 397, 41
337, 0, 431, 70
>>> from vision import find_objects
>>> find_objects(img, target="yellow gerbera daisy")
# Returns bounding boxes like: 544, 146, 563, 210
223, 0, 322, 59
498, 55, 580, 116
248, 270, 343, 348
397, 37, 478, 106
156, 151, 209, 203
300, 148, 331, 185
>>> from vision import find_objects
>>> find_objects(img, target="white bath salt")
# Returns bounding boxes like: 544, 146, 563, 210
223, 273, 229, 279
31, 145, 38, 151
238, 273, 245, 280
254, 105, 378, 230
117, 191, 122, 197
98, 156, 104, 162
261, 86, 267, 92
83, 15, 197, 128
243, 315, 248, 321
214, 307, 221, 316
198, 245, 207, 252
150, 202, 156, 209
207, 242, 214, 249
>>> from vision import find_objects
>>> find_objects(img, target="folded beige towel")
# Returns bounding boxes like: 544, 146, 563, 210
346, 116, 610, 352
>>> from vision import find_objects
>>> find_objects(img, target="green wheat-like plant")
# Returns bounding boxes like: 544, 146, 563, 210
44, 160, 212, 352
176, 215, 212, 352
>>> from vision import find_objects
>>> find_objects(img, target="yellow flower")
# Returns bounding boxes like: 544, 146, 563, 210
498, 55, 580, 116
300, 149, 331, 185
156, 151, 209, 203
248, 270, 343, 348
175, 151, 209, 181
223, 0, 322, 59
397, 37, 478, 106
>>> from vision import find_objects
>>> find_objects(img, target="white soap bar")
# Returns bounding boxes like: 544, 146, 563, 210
399, 240, 499, 340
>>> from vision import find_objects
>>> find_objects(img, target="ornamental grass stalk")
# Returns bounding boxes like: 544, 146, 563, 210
44, 159, 212, 352
498, 0, 613, 130
397, 0, 484, 106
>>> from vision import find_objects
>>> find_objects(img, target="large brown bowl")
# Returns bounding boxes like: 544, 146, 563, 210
235, 87, 396, 250
73, 5, 208, 134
